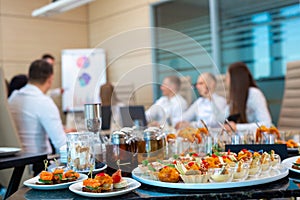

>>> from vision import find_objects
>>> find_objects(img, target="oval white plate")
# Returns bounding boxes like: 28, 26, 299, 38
23, 173, 88, 190
0, 147, 21, 156
69, 177, 141, 197
132, 166, 288, 189
49, 164, 107, 174
282, 156, 300, 173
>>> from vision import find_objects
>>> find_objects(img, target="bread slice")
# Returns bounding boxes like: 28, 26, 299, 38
82, 187, 102, 193
113, 179, 128, 189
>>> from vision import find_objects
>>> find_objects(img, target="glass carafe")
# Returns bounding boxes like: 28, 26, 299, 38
84, 103, 107, 167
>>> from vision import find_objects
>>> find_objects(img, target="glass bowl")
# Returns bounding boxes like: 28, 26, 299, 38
180, 171, 210, 183
232, 162, 250, 181
261, 153, 271, 174
248, 158, 262, 177
208, 167, 233, 183
270, 154, 281, 168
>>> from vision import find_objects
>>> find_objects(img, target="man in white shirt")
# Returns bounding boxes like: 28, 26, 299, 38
146, 76, 188, 126
176, 73, 226, 129
9, 60, 67, 155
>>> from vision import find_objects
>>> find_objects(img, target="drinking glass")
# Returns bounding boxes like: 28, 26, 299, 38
67, 132, 94, 171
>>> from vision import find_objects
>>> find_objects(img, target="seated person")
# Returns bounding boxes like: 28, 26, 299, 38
225, 62, 272, 131
176, 73, 226, 129
42, 54, 64, 97
8, 60, 67, 155
8, 74, 28, 97
100, 82, 125, 129
146, 76, 187, 127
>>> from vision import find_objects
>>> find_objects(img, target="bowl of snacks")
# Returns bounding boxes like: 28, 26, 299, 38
248, 157, 262, 177
232, 161, 249, 181
270, 150, 281, 168
209, 165, 233, 183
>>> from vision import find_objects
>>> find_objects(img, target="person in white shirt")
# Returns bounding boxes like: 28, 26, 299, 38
146, 76, 188, 126
176, 73, 227, 129
9, 60, 67, 155
225, 62, 272, 131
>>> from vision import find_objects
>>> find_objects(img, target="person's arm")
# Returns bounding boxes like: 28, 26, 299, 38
175, 100, 199, 128
145, 97, 164, 123
39, 98, 66, 150
47, 88, 64, 98
211, 94, 227, 125
170, 96, 188, 126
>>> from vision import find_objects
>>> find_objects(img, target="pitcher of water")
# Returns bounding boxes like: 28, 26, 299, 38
84, 103, 107, 166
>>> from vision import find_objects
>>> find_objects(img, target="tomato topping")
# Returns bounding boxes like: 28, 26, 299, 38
112, 169, 122, 183
96, 173, 105, 177
227, 149, 231, 155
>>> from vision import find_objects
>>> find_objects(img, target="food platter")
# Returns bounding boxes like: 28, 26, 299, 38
282, 156, 300, 173
131, 166, 288, 190
69, 177, 141, 197
0, 147, 21, 157
23, 173, 88, 190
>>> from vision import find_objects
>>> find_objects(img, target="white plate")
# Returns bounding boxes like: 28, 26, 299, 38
76, 164, 107, 174
69, 177, 141, 197
0, 147, 21, 156
282, 156, 300, 173
132, 166, 288, 189
49, 164, 107, 174
23, 173, 88, 190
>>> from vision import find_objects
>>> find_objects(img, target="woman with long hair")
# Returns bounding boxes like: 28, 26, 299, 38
226, 62, 272, 131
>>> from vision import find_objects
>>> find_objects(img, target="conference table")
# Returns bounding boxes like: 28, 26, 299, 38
0, 151, 47, 199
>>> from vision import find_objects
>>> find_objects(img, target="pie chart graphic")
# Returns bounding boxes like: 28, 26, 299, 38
76, 56, 90, 69
78, 73, 91, 87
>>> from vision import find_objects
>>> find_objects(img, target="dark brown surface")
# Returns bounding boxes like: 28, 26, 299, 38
0, 152, 47, 199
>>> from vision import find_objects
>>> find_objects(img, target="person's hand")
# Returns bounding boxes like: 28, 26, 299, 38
175, 121, 190, 130
224, 121, 237, 133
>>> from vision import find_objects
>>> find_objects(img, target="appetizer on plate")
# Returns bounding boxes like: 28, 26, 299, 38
37, 169, 80, 185
112, 169, 128, 189
292, 158, 300, 170
82, 170, 128, 193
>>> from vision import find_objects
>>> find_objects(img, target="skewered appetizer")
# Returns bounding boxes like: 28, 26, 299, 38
292, 158, 300, 170
38, 171, 54, 185
112, 169, 128, 189
82, 178, 101, 193
53, 168, 64, 183
37, 169, 80, 185
94, 173, 113, 191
